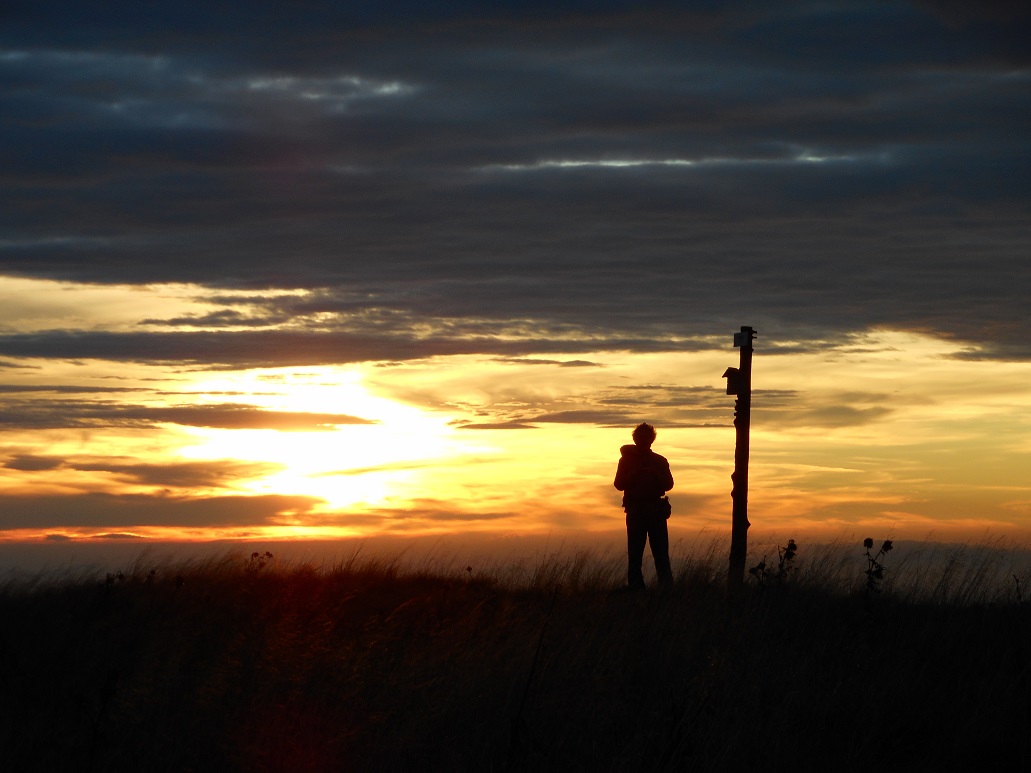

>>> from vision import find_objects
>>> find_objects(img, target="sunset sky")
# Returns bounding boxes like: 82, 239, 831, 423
2, 1, 1029, 550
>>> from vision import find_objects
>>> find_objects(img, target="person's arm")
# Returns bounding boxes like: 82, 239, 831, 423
661, 457, 674, 492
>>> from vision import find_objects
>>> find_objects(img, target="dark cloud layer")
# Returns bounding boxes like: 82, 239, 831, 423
0, 328, 710, 368
1, 1, 1029, 362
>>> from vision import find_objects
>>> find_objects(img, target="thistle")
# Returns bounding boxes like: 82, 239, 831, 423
748, 539, 798, 588
863, 538, 893, 595
248, 551, 275, 572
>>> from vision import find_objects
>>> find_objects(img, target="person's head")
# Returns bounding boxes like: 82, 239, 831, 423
632, 422, 656, 448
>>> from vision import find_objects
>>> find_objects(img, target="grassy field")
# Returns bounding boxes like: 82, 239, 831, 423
2, 540, 1029, 772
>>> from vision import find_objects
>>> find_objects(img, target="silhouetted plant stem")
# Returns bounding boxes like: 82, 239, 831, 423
748, 539, 797, 589
511, 586, 559, 757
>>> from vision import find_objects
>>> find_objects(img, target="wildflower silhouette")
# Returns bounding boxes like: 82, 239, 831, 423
779, 539, 798, 575
248, 551, 274, 572
863, 538, 893, 595
748, 539, 798, 588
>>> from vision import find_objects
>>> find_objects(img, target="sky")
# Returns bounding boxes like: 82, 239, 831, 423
1, 1, 1030, 552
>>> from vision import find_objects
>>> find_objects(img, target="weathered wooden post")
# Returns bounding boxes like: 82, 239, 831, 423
723, 326, 756, 591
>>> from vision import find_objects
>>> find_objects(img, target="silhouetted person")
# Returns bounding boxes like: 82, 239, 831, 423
614, 422, 674, 591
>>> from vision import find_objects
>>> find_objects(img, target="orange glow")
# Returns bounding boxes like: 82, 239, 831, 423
1, 280, 1029, 548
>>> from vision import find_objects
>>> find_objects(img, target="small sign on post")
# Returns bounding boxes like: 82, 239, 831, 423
723, 326, 756, 591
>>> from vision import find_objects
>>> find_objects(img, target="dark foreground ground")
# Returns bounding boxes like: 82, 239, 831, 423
2, 549, 1029, 772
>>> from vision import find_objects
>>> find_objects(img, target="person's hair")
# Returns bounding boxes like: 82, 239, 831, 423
632, 422, 656, 447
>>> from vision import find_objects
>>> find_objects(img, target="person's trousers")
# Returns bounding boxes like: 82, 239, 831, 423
626, 509, 673, 589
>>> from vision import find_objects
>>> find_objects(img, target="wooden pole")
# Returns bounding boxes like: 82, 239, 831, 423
727, 326, 755, 591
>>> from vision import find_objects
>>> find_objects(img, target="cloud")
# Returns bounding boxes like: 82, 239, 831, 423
0, 328, 710, 368
432, 379, 737, 430
0, 0, 1027, 364
4, 454, 64, 471
754, 388, 897, 428
139, 309, 281, 328
454, 421, 538, 430
757, 405, 895, 429
527, 410, 635, 426
137, 405, 376, 431
33, 457, 277, 488
493, 358, 604, 368
0, 398, 375, 431
299, 500, 518, 531
0, 384, 147, 394
598, 385, 725, 408
0, 492, 322, 530
313, 460, 441, 477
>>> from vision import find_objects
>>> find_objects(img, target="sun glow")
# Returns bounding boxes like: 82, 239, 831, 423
2, 315, 1030, 544
178, 367, 481, 511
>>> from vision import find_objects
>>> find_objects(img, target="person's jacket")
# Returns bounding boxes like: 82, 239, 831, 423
613, 444, 674, 511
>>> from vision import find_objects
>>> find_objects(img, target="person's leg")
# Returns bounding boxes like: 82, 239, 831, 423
647, 516, 673, 589
626, 512, 647, 589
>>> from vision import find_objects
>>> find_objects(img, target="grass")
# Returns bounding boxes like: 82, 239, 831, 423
1, 541, 1030, 771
